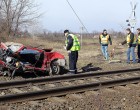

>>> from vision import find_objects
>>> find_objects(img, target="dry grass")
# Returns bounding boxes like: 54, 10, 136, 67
7, 37, 98, 67
7, 36, 139, 70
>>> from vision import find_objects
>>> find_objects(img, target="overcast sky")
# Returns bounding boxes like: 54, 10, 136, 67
37, 0, 140, 33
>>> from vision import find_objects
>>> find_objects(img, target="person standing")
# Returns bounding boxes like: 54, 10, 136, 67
64, 30, 80, 74
120, 28, 137, 63
99, 29, 112, 60
136, 28, 140, 63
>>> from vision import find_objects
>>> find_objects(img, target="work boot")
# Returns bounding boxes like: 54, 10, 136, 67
138, 60, 140, 63
126, 61, 130, 64
75, 70, 78, 74
133, 61, 137, 64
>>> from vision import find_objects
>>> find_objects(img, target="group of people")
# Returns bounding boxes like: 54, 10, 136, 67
64, 28, 140, 74
99, 28, 140, 64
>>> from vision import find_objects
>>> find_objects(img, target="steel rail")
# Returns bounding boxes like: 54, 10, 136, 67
0, 76, 139, 103
0, 68, 140, 90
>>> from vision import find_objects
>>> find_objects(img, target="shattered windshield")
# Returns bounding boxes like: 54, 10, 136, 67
5, 42, 23, 53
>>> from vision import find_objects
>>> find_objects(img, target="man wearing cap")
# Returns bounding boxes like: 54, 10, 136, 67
64, 30, 80, 74
120, 28, 137, 63
136, 28, 140, 63
99, 29, 112, 61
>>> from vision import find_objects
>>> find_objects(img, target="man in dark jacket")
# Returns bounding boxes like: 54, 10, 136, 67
99, 29, 112, 60
136, 28, 140, 63
120, 28, 137, 63
64, 30, 80, 74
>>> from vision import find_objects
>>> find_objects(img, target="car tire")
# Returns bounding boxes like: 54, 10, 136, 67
50, 61, 61, 75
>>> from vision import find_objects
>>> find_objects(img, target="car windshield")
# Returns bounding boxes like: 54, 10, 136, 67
9, 45, 22, 52
5, 42, 23, 53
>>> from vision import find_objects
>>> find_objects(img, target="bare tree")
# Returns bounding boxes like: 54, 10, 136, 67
0, 0, 41, 37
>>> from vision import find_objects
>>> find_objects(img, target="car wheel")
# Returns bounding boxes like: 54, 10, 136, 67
50, 61, 61, 75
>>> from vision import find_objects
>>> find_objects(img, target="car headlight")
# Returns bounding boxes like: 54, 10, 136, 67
57, 59, 66, 66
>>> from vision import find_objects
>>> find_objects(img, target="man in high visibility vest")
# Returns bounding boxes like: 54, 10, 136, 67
99, 29, 112, 60
120, 28, 137, 63
64, 30, 80, 74
136, 28, 140, 63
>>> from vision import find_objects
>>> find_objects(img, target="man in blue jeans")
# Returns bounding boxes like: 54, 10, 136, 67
99, 29, 112, 60
120, 28, 137, 63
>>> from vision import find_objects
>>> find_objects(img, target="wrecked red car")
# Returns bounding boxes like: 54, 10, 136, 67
0, 42, 66, 77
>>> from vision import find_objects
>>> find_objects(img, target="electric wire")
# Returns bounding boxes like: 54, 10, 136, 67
66, 0, 89, 34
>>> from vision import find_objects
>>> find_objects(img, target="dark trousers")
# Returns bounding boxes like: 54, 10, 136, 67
138, 45, 140, 61
69, 51, 78, 74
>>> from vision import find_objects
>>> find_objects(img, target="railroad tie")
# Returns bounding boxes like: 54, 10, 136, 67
88, 78, 99, 82
31, 86, 42, 91
114, 86, 130, 91
131, 73, 139, 76
84, 91, 99, 96
126, 84, 140, 88
66, 94, 84, 99
61, 82, 72, 86
112, 76, 122, 79
46, 84, 56, 88
28, 101, 40, 106
10, 88, 24, 93
76, 80, 85, 84
99, 77, 112, 81
47, 97, 67, 103
103, 88, 116, 93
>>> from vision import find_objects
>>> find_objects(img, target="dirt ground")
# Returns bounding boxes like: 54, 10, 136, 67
0, 37, 140, 110
1, 83, 140, 110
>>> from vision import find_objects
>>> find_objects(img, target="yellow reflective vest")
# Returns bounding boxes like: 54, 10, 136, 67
137, 35, 140, 45
100, 34, 110, 44
126, 34, 137, 44
65, 34, 80, 51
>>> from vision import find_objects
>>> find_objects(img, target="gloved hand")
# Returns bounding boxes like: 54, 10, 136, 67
63, 46, 66, 50
119, 43, 122, 46
128, 45, 130, 48
68, 51, 71, 54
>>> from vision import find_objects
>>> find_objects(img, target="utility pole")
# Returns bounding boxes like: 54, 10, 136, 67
126, 0, 138, 32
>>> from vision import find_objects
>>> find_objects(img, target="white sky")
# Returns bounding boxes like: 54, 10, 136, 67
37, 0, 140, 32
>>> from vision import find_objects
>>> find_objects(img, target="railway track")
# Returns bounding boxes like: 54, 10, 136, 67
0, 68, 140, 90
0, 68, 140, 103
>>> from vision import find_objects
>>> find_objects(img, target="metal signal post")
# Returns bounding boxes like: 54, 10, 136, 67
126, 0, 138, 32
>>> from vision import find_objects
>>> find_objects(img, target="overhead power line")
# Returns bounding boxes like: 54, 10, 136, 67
66, 0, 89, 33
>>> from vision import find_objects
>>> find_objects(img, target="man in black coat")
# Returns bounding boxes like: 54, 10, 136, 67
64, 30, 80, 74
